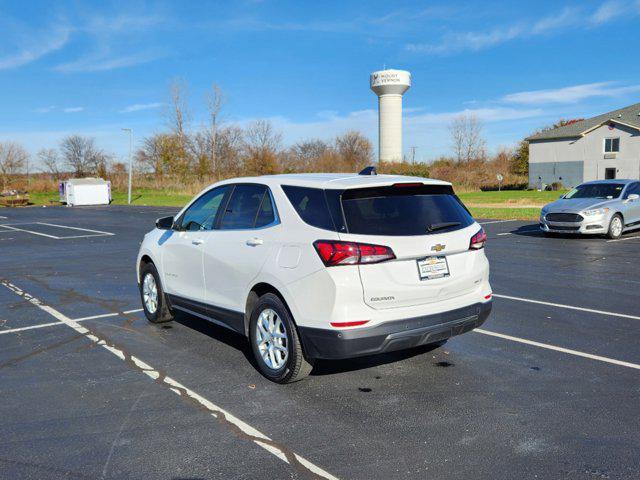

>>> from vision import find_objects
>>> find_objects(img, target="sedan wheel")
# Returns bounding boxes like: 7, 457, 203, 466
607, 214, 623, 239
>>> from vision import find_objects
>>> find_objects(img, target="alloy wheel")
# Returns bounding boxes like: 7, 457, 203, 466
255, 308, 288, 370
142, 273, 158, 314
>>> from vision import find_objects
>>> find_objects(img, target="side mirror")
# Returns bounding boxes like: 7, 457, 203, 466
628, 194, 640, 201
156, 216, 175, 230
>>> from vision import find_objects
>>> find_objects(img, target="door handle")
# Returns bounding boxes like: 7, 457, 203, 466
246, 237, 263, 246
192, 239, 204, 246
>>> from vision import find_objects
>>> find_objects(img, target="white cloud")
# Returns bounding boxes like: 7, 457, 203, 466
407, 1, 639, 55
503, 82, 640, 104
54, 14, 165, 73
63, 107, 84, 113
55, 51, 162, 73
34, 105, 56, 113
119, 102, 164, 113
0, 23, 70, 70
590, 0, 628, 24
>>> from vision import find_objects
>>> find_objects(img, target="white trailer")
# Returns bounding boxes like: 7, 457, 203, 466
59, 178, 112, 206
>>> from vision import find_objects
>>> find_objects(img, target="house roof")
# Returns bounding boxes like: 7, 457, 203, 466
526, 102, 640, 141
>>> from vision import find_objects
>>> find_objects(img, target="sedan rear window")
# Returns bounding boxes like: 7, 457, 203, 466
341, 185, 473, 236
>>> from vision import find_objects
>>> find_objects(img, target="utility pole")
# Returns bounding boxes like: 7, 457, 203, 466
122, 128, 133, 204
410, 146, 417, 164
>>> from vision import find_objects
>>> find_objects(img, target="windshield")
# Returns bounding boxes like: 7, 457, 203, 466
564, 183, 624, 200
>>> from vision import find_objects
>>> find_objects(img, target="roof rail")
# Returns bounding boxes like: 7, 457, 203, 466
358, 166, 377, 176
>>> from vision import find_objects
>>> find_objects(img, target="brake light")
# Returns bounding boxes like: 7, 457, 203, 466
313, 240, 396, 266
330, 320, 370, 328
392, 182, 424, 188
469, 227, 487, 250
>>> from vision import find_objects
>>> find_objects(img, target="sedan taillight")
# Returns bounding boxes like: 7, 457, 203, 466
313, 240, 396, 267
469, 227, 487, 250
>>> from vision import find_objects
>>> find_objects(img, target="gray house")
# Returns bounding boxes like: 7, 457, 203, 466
527, 102, 640, 188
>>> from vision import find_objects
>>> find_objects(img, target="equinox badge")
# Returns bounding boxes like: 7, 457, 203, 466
431, 244, 446, 252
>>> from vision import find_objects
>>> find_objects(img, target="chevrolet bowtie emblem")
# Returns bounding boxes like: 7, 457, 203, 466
431, 244, 445, 252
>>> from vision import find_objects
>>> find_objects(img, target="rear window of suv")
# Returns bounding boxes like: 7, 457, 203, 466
283, 183, 473, 236
341, 185, 473, 236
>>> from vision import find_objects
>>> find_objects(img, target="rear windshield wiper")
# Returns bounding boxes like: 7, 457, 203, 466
427, 222, 460, 232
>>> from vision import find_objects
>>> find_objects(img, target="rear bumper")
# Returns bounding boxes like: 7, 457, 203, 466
298, 301, 492, 360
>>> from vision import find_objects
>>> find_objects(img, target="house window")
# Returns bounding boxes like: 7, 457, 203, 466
604, 138, 620, 153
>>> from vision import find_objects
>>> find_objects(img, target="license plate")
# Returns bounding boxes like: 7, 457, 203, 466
417, 256, 450, 280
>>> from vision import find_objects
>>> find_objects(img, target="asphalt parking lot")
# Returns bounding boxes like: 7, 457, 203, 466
1, 206, 639, 479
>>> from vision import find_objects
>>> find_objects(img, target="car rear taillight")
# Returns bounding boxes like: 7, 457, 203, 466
469, 227, 487, 250
313, 240, 396, 266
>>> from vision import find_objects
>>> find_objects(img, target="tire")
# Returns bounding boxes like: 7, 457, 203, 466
606, 214, 623, 240
249, 293, 313, 384
139, 262, 174, 323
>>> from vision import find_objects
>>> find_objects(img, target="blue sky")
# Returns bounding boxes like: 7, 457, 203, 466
1, 0, 640, 167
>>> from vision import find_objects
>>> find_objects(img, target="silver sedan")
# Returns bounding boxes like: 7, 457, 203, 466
539, 179, 640, 239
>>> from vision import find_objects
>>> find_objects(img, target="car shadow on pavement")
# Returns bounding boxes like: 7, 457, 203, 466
509, 224, 544, 237
510, 225, 615, 241
172, 311, 259, 369
311, 342, 445, 376
172, 311, 446, 377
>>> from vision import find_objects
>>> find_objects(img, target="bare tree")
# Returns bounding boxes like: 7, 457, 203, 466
335, 131, 373, 170
449, 114, 486, 163
0, 141, 29, 190
136, 133, 184, 177
206, 83, 225, 179
60, 135, 106, 176
38, 148, 61, 180
287, 139, 331, 172
216, 126, 244, 177
243, 120, 282, 175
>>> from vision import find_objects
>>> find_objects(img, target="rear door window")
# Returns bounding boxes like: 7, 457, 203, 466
341, 185, 473, 236
219, 184, 268, 230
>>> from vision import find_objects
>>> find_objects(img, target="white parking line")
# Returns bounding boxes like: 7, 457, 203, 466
0, 281, 338, 480
607, 234, 640, 243
0, 309, 144, 336
0, 224, 59, 239
479, 220, 521, 225
36, 222, 115, 236
493, 293, 640, 321
0, 216, 7, 219
496, 232, 512, 236
0, 222, 114, 240
475, 328, 640, 370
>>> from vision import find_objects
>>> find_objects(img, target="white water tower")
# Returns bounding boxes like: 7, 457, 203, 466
370, 69, 411, 163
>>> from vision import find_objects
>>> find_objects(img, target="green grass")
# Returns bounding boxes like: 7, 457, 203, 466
28, 189, 192, 207
458, 190, 566, 205
110, 189, 192, 207
469, 207, 541, 221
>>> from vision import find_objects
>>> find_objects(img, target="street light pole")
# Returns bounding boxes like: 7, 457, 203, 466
122, 128, 133, 204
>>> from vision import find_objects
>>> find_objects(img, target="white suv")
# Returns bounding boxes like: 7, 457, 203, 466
136, 170, 492, 383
